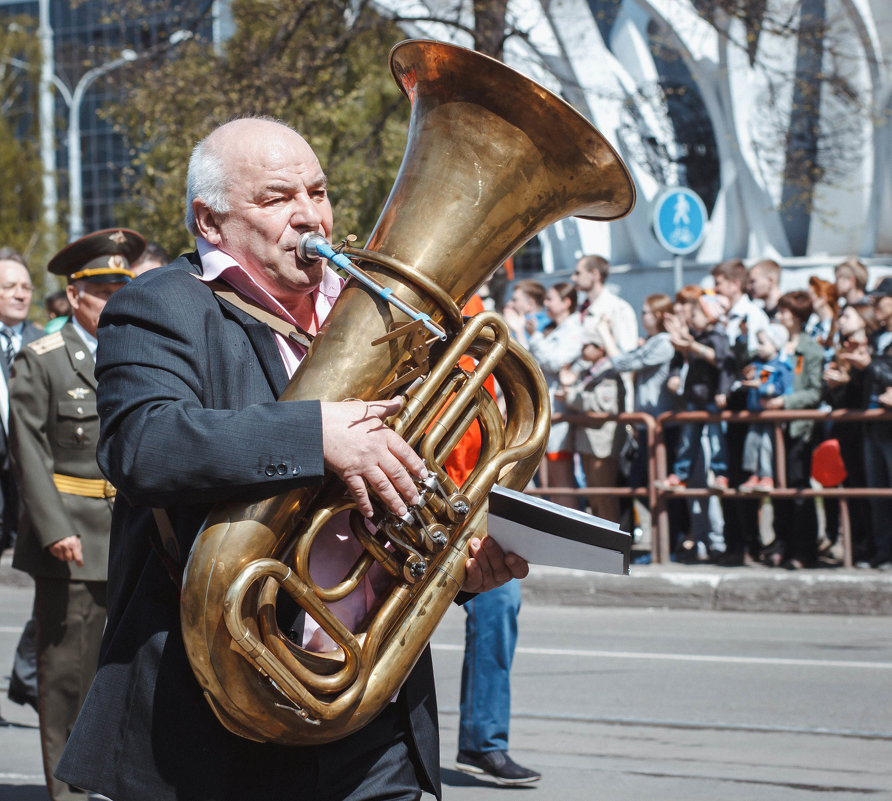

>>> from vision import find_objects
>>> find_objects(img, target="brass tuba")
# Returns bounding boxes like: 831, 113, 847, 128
180, 38, 635, 745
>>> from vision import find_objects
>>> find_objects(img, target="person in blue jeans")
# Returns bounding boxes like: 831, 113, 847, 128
455, 578, 540, 785
449, 294, 540, 786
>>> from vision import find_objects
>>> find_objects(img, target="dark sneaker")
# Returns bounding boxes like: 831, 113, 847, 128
456, 750, 541, 785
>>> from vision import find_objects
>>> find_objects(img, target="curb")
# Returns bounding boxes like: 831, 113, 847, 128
4, 555, 890, 616
523, 565, 892, 616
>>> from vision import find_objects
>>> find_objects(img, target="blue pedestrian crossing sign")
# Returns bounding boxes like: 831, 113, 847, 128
653, 187, 708, 255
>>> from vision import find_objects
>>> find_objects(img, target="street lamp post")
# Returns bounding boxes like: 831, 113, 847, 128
37, 0, 57, 246
8, 20, 193, 244
57, 50, 137, 242
58, 29, 191, 242
6, 18, 192, 245
3, 50, 136, 243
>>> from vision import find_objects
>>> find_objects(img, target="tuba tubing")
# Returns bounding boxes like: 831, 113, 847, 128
179, 38, 635, 746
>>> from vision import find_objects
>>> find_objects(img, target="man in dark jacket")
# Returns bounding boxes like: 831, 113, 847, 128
0, 248, 44, 717
55, 117, 525, 801
10, 228, 144, 801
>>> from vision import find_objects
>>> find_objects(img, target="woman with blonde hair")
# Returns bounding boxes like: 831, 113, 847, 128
806, 276, 838, 360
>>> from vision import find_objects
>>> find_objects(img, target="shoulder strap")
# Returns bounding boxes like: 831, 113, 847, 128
151, 508, 184, 589
203, 279, 315, 349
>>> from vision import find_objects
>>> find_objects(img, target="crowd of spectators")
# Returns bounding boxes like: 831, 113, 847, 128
498, 255, 892, 572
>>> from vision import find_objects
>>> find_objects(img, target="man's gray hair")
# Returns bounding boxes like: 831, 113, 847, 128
184, 134, 231, 237
184, 116, 299, 237
0, 247, 29, 271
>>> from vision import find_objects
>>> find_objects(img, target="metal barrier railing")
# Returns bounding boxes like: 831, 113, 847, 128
526, 408, 892, 565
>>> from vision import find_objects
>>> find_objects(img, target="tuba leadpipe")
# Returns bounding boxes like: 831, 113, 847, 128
179, 38, 635, 746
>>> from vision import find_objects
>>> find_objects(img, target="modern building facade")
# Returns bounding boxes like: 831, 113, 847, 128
0, 0, 231, 242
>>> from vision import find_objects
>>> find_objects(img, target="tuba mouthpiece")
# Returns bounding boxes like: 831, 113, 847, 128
298, 232, 327, 261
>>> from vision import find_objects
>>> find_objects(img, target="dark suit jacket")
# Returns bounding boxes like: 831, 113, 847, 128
0, 319, 44, 464
0, 319, 44, 386
10, 323, 113, 580
0, 319, 43, 548
55, 254, 442, 801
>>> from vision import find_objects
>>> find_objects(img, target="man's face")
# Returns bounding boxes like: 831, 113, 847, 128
66, 280, 126, 337
571, 261, 596, 293
195, 120, 333, 305
835, 268, 855, 297
747, 267, 772, 300
507, 288, 535, 316
543, 288, 568, 319
0, 260, 33, 327
713, 273, 739, 301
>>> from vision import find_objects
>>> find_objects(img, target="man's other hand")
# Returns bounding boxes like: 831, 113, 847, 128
321, 398, 428, 518
48, 535, 84, 566
462, 535, 529, 594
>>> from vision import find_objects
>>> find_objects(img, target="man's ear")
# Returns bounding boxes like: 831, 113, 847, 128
65, 283, 80, 313
193, 201, 222, 244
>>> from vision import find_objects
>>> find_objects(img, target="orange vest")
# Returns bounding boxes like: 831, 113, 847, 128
443, 295, 496, 486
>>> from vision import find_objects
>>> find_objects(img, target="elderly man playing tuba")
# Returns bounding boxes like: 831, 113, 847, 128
56, 117, 527, 801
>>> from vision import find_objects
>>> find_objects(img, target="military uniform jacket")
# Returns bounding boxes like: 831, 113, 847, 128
10, 323, 112, 581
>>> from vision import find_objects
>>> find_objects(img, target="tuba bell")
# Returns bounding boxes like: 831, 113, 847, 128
179, 38, 635, 745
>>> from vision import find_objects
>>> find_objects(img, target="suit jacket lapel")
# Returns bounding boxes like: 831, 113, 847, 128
186, 252, 290, 398
242, 317, 290, 397
213, 293, 290, 398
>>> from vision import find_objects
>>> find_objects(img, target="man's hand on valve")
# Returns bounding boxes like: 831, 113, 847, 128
321, 398, 428, 519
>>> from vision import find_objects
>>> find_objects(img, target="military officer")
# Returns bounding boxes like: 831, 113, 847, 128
10, 228, 144, 801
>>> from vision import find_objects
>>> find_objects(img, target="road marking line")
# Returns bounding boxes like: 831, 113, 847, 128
431, 643, 892, 669
437, 707, 892, 740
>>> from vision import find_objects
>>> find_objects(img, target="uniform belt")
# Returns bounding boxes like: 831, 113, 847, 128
52, 473, 116, 499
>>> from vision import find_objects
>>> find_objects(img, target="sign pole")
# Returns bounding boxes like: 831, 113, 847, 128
673, 254, 683, 294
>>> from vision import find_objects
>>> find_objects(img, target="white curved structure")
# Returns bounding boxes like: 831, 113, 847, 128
379, 0, 892, 273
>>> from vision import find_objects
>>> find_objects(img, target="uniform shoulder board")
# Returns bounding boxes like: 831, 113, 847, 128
27, 331, 65, 355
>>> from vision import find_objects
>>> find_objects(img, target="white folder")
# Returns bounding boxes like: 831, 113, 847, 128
486, 485, 631, 576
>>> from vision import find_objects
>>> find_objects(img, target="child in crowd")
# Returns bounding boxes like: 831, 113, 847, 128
502, 279, 549, 347
660, 291, 735, 490
738, 324, 793, 491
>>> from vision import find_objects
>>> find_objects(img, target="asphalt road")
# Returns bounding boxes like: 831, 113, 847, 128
1, 580, 891, 801
428, 603, 892, 801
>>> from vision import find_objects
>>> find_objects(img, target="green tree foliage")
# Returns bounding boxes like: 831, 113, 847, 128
0, 15, 62, 309
107, 0, 409, 255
